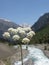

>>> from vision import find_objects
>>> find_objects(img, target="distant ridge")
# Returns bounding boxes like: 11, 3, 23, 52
31, 13, 49, 31
0, 18, 11, 22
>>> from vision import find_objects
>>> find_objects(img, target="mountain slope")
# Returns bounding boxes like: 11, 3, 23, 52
32, 13, 49, 31
31, 13, 49, 44
30, 25, 49, 44
0, 19, 19, 39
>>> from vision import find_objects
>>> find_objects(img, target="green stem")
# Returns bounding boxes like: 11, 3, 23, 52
20, 45, 23, 65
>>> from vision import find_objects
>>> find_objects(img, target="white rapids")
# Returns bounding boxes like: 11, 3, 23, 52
14, 45, 49, 65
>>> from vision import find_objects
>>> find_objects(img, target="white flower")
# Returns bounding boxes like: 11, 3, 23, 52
22, 38, 30, 44
23, 27, 31, 32
8, 28, 14, 34
17, 27, 23, 31
12, 35, 20, 41
19, 30, 26, 35
8, 28, 13, 32
28, 31, 35, 35
27, 31, 35, 39
27, 33, 33, 39
11, 29, 18, 34
16, 27, 26, 37
3, 32, 10, 38
3, 26, 35, 45
8, 28, 18, 34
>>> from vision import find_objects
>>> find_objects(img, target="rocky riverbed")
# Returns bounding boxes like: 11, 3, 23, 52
0, 43, 49, 65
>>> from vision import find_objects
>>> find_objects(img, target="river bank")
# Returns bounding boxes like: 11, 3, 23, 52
0, 43, 49, 65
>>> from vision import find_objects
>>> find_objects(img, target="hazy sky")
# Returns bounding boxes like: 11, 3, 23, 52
0, 0, 49, 26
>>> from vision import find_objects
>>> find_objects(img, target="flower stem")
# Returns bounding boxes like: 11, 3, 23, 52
20, 45, 23, 65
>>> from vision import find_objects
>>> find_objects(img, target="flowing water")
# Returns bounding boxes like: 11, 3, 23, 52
14, 45, 49, 65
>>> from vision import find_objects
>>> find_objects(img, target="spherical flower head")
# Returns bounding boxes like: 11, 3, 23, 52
29, 31, 35, 35
3, 32, 10, 39
8, 28, 14, 34
23, 27, 31, 32
8, 28, 18, 35
17, 27, 23, 31
16, 27, 26, 37
19, 30, 26, 36
11, 29, 18, 34
27, 33, 33, 39
22, 38, 30, 44
12, 35, 20, 41
8, 28, 13, 32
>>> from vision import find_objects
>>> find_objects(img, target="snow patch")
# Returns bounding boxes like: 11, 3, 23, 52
0, 18, 11, 22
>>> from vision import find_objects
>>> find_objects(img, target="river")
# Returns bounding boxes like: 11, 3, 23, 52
14, 45, 49, 65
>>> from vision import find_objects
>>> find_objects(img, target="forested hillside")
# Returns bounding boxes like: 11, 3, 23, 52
30, 25, 49, 44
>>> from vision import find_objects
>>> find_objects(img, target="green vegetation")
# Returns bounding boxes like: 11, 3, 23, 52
30, 25, 49, 44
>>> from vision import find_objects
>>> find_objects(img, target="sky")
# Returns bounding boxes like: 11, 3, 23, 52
0, 0, 49, 26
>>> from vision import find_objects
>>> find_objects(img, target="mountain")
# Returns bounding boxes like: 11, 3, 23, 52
32, 13, 49, 31
30, 25, 49, 44
0, 19, 19, 39
31, 13, 49, 44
